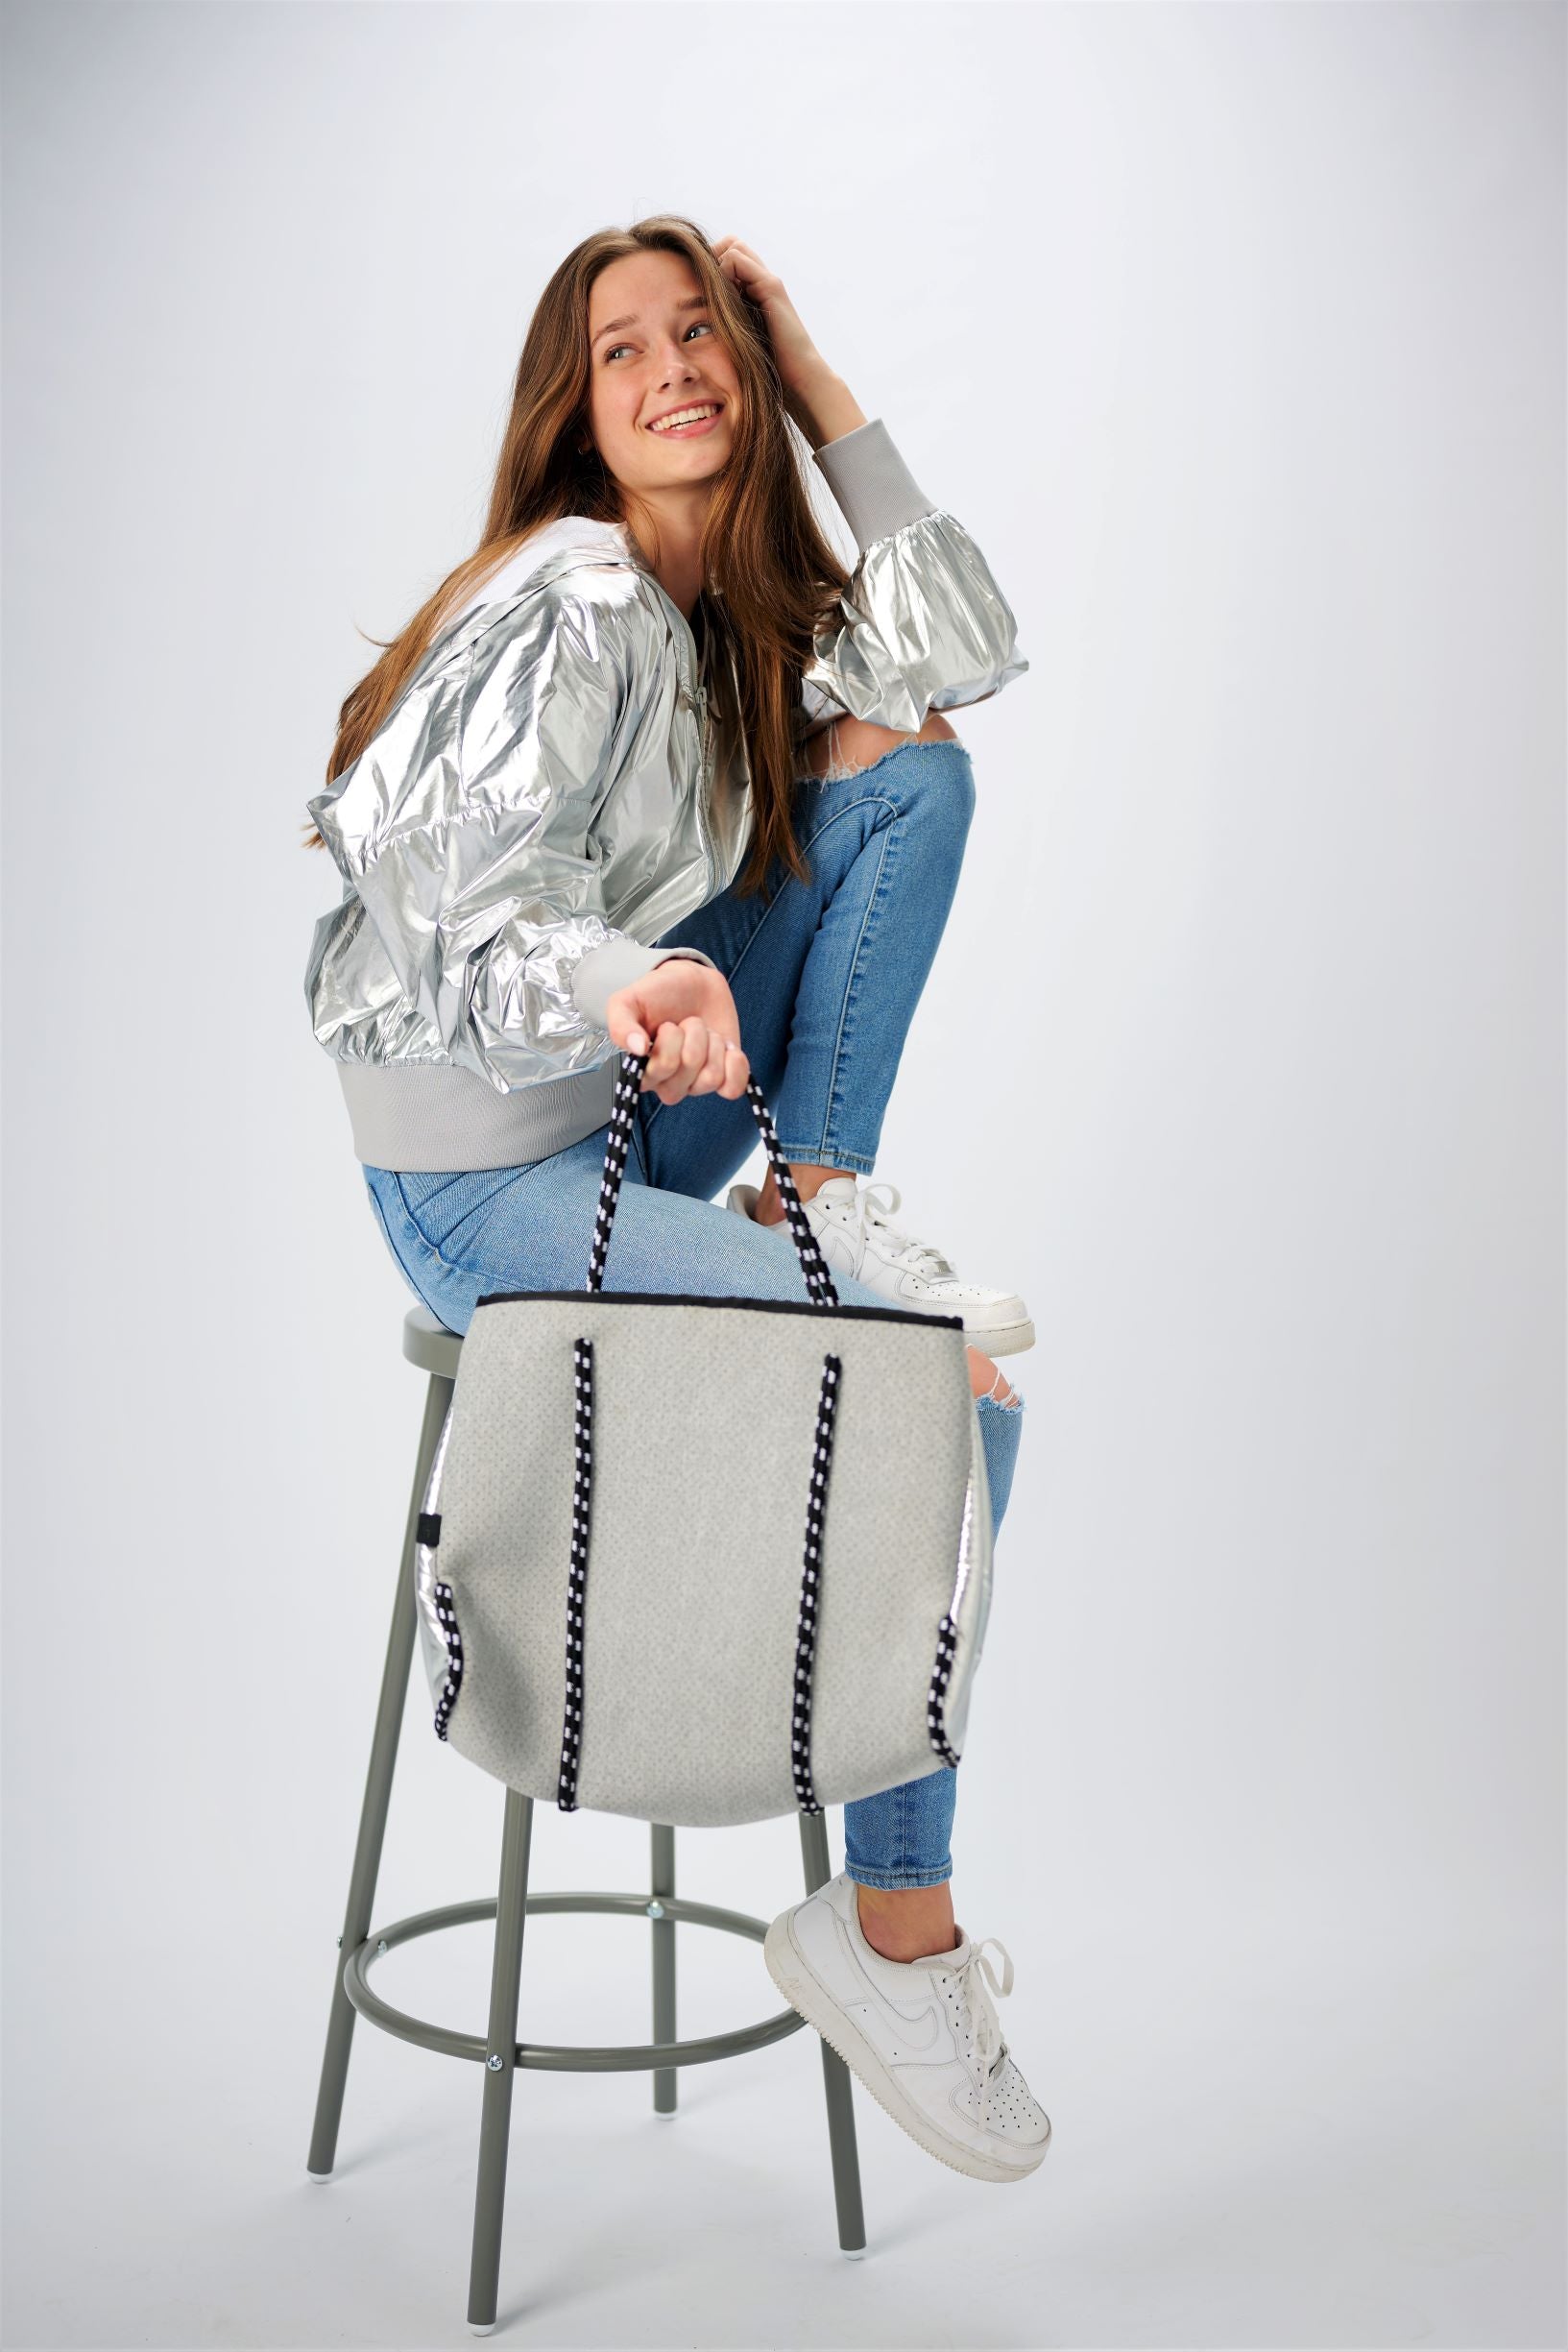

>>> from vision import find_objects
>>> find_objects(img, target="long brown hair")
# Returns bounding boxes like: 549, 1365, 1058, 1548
301, 214, 853, 900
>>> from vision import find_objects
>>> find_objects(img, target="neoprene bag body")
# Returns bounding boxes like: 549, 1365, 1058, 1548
412, 1050, 995, 1830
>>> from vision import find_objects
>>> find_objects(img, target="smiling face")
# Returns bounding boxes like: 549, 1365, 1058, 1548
584, 249, 739, 521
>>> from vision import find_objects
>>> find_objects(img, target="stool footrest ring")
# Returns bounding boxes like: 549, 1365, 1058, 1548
341, 1888, 808, 2073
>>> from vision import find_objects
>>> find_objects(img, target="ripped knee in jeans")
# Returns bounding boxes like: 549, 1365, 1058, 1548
802, 710, 961, 785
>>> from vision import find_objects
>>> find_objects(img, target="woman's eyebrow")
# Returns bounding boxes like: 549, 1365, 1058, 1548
591, 295, 709, 349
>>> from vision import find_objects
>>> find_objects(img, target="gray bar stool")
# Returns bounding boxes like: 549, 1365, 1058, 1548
306, 1304, 867, 2336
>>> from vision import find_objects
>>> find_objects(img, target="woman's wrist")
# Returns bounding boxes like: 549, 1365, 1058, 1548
794, 372, 870, 451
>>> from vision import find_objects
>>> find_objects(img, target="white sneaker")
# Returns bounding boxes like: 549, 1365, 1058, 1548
763, 1870, 1052, 2184
727, 1177, 1035, 1355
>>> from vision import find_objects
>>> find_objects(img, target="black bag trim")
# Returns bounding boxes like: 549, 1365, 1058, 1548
474, 1288, 962, 1331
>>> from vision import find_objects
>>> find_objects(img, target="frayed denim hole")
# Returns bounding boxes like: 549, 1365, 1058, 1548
797, 731, 975, 793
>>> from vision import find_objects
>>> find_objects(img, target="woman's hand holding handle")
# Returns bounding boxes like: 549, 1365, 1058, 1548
606, 960, 751, 1105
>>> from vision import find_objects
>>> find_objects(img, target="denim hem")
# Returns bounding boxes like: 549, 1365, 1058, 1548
771, 1144, 877, 1175
844, 1865, 954, 1890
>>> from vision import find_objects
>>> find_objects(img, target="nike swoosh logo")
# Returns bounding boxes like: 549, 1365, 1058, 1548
832, 1917, 944, 2052
856, 2000, 942, 2052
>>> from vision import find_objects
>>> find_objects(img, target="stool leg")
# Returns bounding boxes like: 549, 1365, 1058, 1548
650, 1823, 677, 2114
468, 1785, 534, 2336
799, 1810, 868, 2256
307, 1370, 453, 2181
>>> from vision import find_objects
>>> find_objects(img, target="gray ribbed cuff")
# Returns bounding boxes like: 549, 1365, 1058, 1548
813, 417, 936, 551
568, 937, 718, 1029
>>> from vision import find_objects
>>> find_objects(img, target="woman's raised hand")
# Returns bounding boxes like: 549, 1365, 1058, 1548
710, 235, 856, 443
606, 959, 751, 1105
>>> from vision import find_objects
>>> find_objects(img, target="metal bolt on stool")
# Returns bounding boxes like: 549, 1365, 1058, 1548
306, 1307, 867, 2335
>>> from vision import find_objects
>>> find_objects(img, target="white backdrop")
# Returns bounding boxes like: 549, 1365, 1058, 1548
3, 4, 1561, 2345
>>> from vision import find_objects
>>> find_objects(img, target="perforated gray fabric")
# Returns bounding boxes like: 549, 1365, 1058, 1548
417, 1294, 994, 1827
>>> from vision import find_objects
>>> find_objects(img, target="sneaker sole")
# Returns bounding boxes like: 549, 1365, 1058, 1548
743, 1215, 1037, 1361
763, 1910, 1050, 2186
962, 1315, 1035, 1357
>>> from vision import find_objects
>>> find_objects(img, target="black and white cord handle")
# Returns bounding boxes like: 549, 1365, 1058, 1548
586, 1049, 841, 1307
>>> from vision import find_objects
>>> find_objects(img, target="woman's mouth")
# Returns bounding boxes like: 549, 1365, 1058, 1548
647, 402, 724, 438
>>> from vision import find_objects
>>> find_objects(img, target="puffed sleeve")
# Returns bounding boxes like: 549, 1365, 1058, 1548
304, 574, 715, 1092
799, 417, 1029, 739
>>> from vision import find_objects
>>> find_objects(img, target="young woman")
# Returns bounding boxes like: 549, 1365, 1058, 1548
302, 218, 1049, 2183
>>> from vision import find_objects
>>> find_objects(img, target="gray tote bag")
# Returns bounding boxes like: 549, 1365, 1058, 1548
412, 1050, 995, 1829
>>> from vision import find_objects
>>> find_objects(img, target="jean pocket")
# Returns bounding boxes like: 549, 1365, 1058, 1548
362, 1170, 472, 1335
389, 1166, 490, 1263
396, 1155, 577, 1262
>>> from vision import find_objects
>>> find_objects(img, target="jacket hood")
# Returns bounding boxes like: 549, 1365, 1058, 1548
463, 513, 639, 610
413, 514, 648, 689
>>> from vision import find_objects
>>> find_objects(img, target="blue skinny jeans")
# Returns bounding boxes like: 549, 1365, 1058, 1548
361, 737, 1025, 1889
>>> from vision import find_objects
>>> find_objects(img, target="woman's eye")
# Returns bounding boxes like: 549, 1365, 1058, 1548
604, 321, 713, 363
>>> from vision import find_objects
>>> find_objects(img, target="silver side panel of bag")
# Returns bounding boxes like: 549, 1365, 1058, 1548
937, 1400, 995, 1757
409, 1297, 997, 1830
414, 1394, 459, 1724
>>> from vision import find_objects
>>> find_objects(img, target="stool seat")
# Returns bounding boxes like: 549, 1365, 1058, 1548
402, 1303, 463, 1378
307, 1304, 868, 2336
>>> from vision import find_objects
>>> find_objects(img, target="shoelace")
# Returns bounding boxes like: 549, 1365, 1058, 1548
852, 1181, 960, 1284
915, 1933, 1016, 2133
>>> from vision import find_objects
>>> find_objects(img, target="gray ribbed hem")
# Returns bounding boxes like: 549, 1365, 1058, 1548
336, 1057, 619, 1172
813, 417, 936, 551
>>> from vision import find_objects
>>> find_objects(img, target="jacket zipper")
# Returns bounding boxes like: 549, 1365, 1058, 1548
653, 568, 718, 900
689, 676, 717, 897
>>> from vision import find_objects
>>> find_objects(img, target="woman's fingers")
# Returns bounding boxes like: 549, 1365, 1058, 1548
675, 1015, 710, 1087
705, 1035, 750, 1101
688, 1027, 733, 1098
639, 1017, 681, 1093
645, 1016, 748, 1105
720, 1038, 750, 1099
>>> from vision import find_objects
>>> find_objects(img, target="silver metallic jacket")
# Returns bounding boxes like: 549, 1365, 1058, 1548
304, 417, 1028, 1172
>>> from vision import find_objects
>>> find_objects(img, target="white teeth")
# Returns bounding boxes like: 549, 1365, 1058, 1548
649, 404, 720, 433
